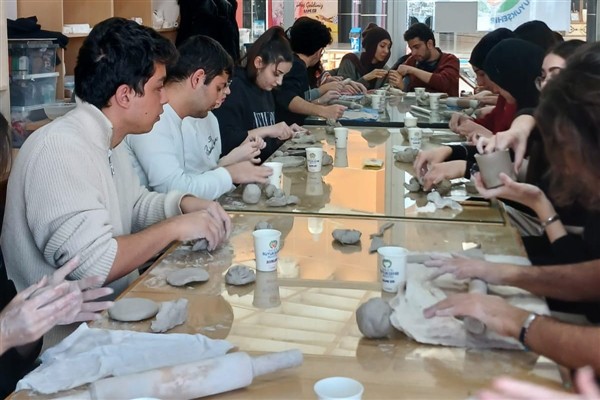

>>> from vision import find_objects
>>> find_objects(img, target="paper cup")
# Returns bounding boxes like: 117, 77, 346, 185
252, 271, 281, 308
314, 377, 364, 400
429, 93, 442, 110
474, 150, 516, 189
252, 229, 281, 272
377, 246, 408, 293
414, 87, 426, 97
306, 147, 324, 172
371, 95, 382, 111
407, 127, 422, 150
334, 127, 348, 149
263, 161, 282, 187
404, 116, 418, 128
375, 89, 386, 97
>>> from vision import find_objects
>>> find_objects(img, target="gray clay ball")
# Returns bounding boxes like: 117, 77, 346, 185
242, 184, 262, 204
255, 221, 273, 231
356, 298, 394, 339
191, 238, 209, 252
225, 265, 256, 285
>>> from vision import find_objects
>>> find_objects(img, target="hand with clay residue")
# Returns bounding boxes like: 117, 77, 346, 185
219, 139, 262, 166
476, 115, 534, 172
420, 160, 466, 191
0, 257, 113, 355
422, 292, 528, 338
424, 253, 516, 285
226, 162, 272, 185
413, 146, 452, 180
448, 112, 472, 133
476, 367, 600, 400
455, 119, 492, 142
320, 104, 346, 120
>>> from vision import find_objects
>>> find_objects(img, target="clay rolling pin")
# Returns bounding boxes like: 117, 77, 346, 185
464, 278, 487, 335
78, 350, 303, 399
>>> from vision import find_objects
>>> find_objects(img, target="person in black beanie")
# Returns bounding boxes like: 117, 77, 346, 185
336, 25, 392, 89
514, 20, 559, 53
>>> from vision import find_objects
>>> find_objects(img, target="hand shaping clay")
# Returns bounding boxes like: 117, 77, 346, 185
191, 238, 209, 252
108, 298, 159, 322
254, 221, 273, 230
394, 148, 419, 163
291, 133, 317, 144
166, 267, 209, 287
404, 177, 421, 192
332, 229, 362, 245
356, 298, 394, 339
242, 184, 262, 204
150, 298, 189, 333
225, 265, 256, 285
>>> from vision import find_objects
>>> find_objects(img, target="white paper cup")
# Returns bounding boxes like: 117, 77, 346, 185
334, 127, 348, 149
375, 89, 386, 97
377, 246, 408, 293
407, 127, 422, 150
252, 229, 281, 272
371, 94, 382, 111
306, 147, 324, 172
429, 93, 442, 110
263, 161, 283, 187
404, 116, 418, 128
252, 271, 281, 308
414, 87, 426, 97
314, 377, 364, 400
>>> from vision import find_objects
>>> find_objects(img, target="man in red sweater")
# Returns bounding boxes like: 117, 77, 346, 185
389, 23, 459, 96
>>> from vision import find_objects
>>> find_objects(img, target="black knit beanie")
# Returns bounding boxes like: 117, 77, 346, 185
469, 28, 514, 70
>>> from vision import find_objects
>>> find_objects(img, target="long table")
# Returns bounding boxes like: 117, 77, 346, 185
13, 213, 564, 399
220, 126, 505, 224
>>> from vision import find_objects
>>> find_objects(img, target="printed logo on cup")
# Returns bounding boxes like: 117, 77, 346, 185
309, 153, 316, 160
382, 259, 392, 269
269, 240, 278, 249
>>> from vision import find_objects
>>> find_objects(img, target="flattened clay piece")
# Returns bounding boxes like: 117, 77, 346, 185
394, 148, 419, 163
108, 298, 159, 322
242, 184, 261, 204
404, 177, 421, 192
322, 153, 333, 166
369, 236, 384, 253
286, 195, 300, 205
370, 222, 394, 238
273, 150, 284, 157
356, 298, 394, 339
434, 179, 452, 196
254, 221, 273, 230
225, 265, 256, 285
271, 156, 305, 168
263, 184, 277, 198
150, 298, 188, 333
332, 229, 362, 245
191, 238, 208, 252
266, 196, 288, 207
272, 188, 284, 198
166, 267, 209, 287
291, 133, 317, 144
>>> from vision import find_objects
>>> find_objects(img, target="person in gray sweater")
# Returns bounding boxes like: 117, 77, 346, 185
1, 18, 231, 345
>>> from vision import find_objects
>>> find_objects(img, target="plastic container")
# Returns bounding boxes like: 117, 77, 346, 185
349, 27, 362, 52
8, 40, 58, 75
9, 72, 59, 107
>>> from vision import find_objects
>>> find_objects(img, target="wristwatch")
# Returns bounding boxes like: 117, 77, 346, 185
518, 312, 538, 350
538, 214, 560, 235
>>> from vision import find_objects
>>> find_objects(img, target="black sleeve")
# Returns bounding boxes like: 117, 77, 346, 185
447, 144, 477, 178
214, 87, 250, 158
273, 60, 306, 111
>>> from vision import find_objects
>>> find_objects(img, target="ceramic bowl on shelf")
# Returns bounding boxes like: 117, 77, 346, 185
43, 102, 77, 120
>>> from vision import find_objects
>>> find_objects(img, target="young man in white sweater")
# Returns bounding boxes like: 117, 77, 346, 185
1, 18, 231, 325
125, 35, 272, 200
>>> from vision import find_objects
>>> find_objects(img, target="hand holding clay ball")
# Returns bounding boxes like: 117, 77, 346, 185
355, 298, 394, 339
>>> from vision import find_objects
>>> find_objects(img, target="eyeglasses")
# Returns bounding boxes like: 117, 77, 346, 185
534, 67, 563, 91
218, 80, 232, 92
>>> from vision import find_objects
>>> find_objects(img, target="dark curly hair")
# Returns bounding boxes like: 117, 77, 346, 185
167, 35, 233, 85
536, 42, 600, 210
286, 17, 332, 56
404, 22, 435, 46
74, 17, 177, 109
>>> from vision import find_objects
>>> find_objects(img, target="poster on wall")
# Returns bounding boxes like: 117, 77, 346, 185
294, 0, 338, 39
271, 0, 285, 27
477, 0, 571, 31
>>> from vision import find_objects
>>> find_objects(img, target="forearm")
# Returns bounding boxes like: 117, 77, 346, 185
289, 96, 326, 118
108, 218, 180, 282
526, 316, 600, 374
530, 196, 567, 243
505, 261, 600, 301
180, 195, 214, 213
408, 67, 433, 84
249, 126, 275, 139
511, 114, 536, 139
